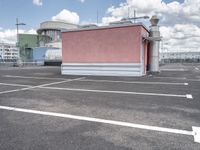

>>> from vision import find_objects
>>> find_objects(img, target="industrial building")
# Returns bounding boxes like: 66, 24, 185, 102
37, 21, 79, 48
18, 21, 78, 64
0, 43, 19, 61
18, 34, 51, 61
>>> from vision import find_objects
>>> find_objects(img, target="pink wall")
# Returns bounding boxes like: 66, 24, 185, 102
62, 25, 148, 63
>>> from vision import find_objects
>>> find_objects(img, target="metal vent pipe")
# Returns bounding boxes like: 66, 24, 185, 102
149, 15, 161, 73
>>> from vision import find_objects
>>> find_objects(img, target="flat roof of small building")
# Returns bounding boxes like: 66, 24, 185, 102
62, 22, 149, 33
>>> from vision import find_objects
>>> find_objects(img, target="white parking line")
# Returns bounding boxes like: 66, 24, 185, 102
0, 66, 57, 70
3, 75, 69, 80
5, 74, 200, 82
0, 77, 85, 95
39, 86, 193, 99
0, 82, 31, 87
80, 79, 189, 86
153, 76, 187, 80
0, 105, 199, 143
160, 69, 187, 71
153, 76, 200, 82
0, 87, 34, 95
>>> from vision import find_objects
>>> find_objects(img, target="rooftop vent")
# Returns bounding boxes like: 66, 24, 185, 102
81, 24, 98, 28
109, 20, 133, 25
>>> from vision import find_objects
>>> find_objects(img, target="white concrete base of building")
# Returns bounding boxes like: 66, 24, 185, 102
61, 63, 144, 76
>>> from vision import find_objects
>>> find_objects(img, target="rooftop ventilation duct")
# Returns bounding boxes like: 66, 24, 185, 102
81, 24, 98, 28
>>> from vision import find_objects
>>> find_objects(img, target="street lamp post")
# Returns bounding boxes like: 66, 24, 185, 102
15, 18, 26, 58
16, 18, 26, 47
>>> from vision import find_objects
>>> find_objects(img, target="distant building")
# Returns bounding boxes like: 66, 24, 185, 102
18, 21, 79, 64
0, 43, 19, 61
18, 34, 51, 61
160, 51, 200, 63
37, 21, 79, 48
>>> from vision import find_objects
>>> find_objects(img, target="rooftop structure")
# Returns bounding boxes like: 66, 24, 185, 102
37, 21, 79, 48
61, 23, 150, 76
62, 22, 149, 33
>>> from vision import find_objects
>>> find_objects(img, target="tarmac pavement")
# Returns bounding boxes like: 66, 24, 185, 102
0, 64, 199, 150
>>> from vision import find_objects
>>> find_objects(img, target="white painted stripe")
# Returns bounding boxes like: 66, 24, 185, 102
80, 79, 188, 86
0, 105, 193, 137
153, 76, 187, 80
186, 94, 193, 99
0, 82, 31, 87
4, 75, 69, 80
186, 79, 200, 82
35, 77, 85, 88
0, 66, 57, 71
0, 87, 32, 95
39, 86, 193, 99
160, 69, 187, 71
153, 76, 200, 82
192, 126, 200, 143
0, 77, 85, 95
4, 75, 189, 86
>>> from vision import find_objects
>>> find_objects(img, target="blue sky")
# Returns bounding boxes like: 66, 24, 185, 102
0, 0, 184, 29
0, 0, 122, 29
0, 0, 199, 52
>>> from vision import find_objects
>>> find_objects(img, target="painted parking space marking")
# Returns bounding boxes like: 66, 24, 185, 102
3, 75, 189, 86
3, 75, 70, 80
153, 76, 200, 82
0, 77, 85, 95
80, 79, 189, 86
0, 105, 199, 143
0, 77, 192, 99
0, 66, 57, 70
0, 87, 34, 95
34, 77, 85, 87
186, 94, 193, 99
160, 69, 187, 71
0, 82, 31, 87
39, 86, 193, 99
153, 76, 187, 80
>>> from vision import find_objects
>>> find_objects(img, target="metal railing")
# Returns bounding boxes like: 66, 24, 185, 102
160, 58, 200, 65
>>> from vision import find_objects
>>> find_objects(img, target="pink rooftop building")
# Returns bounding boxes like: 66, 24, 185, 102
61, 23, 149, 76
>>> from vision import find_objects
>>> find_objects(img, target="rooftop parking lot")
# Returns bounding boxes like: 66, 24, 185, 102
0, 64, 200, 150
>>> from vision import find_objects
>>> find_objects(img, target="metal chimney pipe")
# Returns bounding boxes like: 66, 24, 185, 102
149, 15, 161, 73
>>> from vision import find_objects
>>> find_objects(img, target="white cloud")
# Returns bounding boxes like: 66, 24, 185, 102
103, 0, 200, 24
102, 16, 122, 25
160, 24, 200, 52
52, 9, 80, 24
33, 0, 42, 6
102, 0, 200, 52
0, 29, 37, 44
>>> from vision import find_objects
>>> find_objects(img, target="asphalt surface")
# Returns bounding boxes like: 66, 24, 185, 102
0, 64, 200, 150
